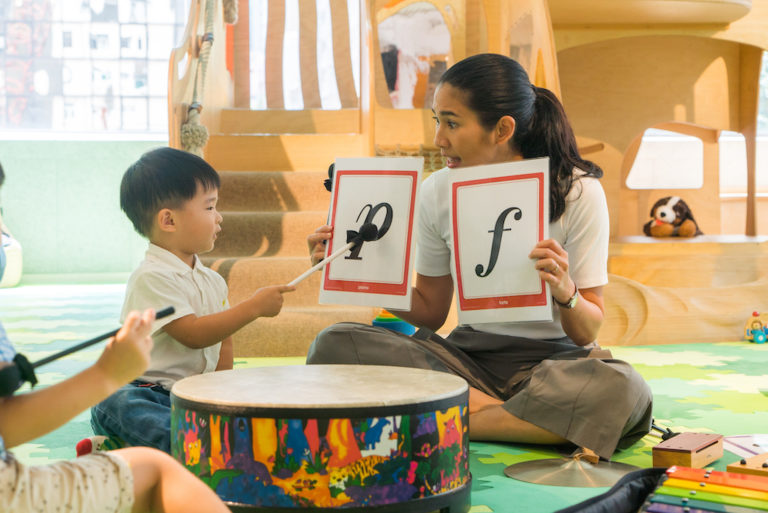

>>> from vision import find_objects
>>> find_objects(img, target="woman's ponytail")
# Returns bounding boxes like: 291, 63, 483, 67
518, 86, 603, 222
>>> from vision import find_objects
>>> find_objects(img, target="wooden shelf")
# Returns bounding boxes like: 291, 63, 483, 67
549, 0, 751, 25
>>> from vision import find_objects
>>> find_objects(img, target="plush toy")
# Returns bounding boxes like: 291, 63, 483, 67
643, 196, 702, 237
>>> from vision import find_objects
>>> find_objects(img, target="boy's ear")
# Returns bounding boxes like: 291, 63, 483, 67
494, 115, 516, 145
156, 208, 176, 233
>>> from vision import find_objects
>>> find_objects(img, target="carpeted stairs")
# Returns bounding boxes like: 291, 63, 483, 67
201, 123, 378, 358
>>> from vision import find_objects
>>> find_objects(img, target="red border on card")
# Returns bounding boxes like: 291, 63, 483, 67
452, 173, 547, 311
323, 170, 417, 296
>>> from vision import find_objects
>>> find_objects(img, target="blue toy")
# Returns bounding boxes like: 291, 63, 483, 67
372, 309, 416, 335
744, 311, 768, 344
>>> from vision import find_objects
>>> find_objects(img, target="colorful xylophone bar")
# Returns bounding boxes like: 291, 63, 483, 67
640, 465, 768, 513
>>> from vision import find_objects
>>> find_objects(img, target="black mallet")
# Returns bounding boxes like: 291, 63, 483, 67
288, 222, 378, 286
0, 306, 175, 396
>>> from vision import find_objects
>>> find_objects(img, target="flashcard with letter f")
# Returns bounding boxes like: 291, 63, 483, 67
449, 158, 551, 324
319, 157, 423, 309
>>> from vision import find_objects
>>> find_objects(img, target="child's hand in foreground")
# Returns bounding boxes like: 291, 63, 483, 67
95, 309, 155, 389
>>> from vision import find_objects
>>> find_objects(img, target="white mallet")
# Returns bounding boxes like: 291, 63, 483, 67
288, 223, 379, 287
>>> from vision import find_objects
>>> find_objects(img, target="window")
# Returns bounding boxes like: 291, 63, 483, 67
759, 50, 768, 136
625, 128, 704, 190
627, 51, 768, 194
0, 0, 189, 136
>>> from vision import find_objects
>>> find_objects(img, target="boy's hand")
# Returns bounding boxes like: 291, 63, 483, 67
95, 309, 155, 389
307, 225, 333, 266
252, 285, 295, 318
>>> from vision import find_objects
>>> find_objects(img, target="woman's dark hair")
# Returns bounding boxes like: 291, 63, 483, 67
438, 53, 602, 222
120, 147, 220, 237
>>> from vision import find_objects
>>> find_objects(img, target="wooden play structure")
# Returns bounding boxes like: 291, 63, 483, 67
168, 0, 768, 355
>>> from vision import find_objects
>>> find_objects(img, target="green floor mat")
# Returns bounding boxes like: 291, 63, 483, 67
2, 284, 767, 512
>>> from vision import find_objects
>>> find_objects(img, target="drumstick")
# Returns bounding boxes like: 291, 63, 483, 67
31, 306, 176, 368
1, 306, 176, 394
289, 223, 378, 287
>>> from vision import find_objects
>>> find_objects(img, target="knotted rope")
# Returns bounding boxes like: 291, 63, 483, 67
180, 0, 238, 156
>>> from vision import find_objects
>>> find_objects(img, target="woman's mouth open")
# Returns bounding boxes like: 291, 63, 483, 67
445, 156, 461, 168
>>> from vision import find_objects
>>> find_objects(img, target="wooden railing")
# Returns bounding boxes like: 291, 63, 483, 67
165, 0, 593, 170
262, 0, 360, 110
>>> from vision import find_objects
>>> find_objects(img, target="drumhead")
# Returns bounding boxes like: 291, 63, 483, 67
171, 364, 468, 410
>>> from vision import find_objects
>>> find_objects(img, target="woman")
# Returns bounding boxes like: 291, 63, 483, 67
306, 53, 651, 459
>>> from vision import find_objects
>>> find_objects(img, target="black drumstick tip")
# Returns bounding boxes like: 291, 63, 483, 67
357, 222, 378, 243
155, 306, 175, 320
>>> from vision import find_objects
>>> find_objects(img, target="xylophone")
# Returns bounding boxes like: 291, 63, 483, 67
640, 465, 768, 512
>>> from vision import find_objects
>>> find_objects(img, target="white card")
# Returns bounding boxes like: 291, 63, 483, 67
448, 158, 552, 324
319, 157, 423, 309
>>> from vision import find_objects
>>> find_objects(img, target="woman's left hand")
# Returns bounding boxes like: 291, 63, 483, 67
529, 239, 576, 304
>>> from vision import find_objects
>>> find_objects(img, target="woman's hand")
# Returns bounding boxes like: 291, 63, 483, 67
529, 239, 576, 304
529, 239, 605, 345
307, 225, 333, 266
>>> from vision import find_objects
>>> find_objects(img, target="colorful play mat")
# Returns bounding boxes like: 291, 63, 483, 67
1, 284, 767, 512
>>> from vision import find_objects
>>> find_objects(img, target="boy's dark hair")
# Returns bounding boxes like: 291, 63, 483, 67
0, 161, 5, 188
120, 147, 220, 237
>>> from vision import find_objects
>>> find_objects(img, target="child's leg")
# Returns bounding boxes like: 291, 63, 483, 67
0, 451, 135, 513
91, 382, 171, 452
114, 447, 229, 513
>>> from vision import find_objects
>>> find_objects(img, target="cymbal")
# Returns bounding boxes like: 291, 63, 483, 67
503, 457, 641, 487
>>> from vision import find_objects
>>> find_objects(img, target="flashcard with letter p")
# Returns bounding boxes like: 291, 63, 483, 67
449, 158, 551, 324
319, 157, 423, 309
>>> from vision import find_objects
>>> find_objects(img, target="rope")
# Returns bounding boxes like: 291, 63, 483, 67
178, 0, 239, 156
223, 0, 238, 24
180, 104, 208, 158
180, 0, 216, 156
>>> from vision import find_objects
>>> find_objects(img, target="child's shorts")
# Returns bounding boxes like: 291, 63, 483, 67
0, 450, 134, 513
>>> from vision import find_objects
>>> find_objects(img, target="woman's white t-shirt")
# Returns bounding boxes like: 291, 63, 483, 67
414, 167, 609, 339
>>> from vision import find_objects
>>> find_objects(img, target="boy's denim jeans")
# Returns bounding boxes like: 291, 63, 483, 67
90, 380, 171, 453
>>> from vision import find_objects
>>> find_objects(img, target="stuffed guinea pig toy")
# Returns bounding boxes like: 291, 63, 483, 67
643, 196, 702, 237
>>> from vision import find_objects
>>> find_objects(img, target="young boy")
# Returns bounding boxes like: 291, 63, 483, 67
91, 147, 293, 453
0, 309, 230, 513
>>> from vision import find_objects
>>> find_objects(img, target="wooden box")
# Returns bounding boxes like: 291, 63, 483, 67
652, 432, 723, 468
726, 452, 768, 478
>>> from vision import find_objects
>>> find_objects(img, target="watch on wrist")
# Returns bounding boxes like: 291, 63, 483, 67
555, 285, 579, 309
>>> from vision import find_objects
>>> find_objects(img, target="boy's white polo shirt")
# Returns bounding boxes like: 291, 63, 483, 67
121, 243, 229, 390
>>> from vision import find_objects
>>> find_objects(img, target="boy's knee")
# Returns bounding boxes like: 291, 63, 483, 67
90, 385, 171, 453
90, 392, 122, 434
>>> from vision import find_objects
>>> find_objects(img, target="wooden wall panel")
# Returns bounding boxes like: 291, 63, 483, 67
558, 35, 748, 237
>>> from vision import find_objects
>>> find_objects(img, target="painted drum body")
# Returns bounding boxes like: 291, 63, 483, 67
170, 365, 471, 512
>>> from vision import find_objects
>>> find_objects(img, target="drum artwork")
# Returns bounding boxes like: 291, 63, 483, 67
170, 365, 471, 512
